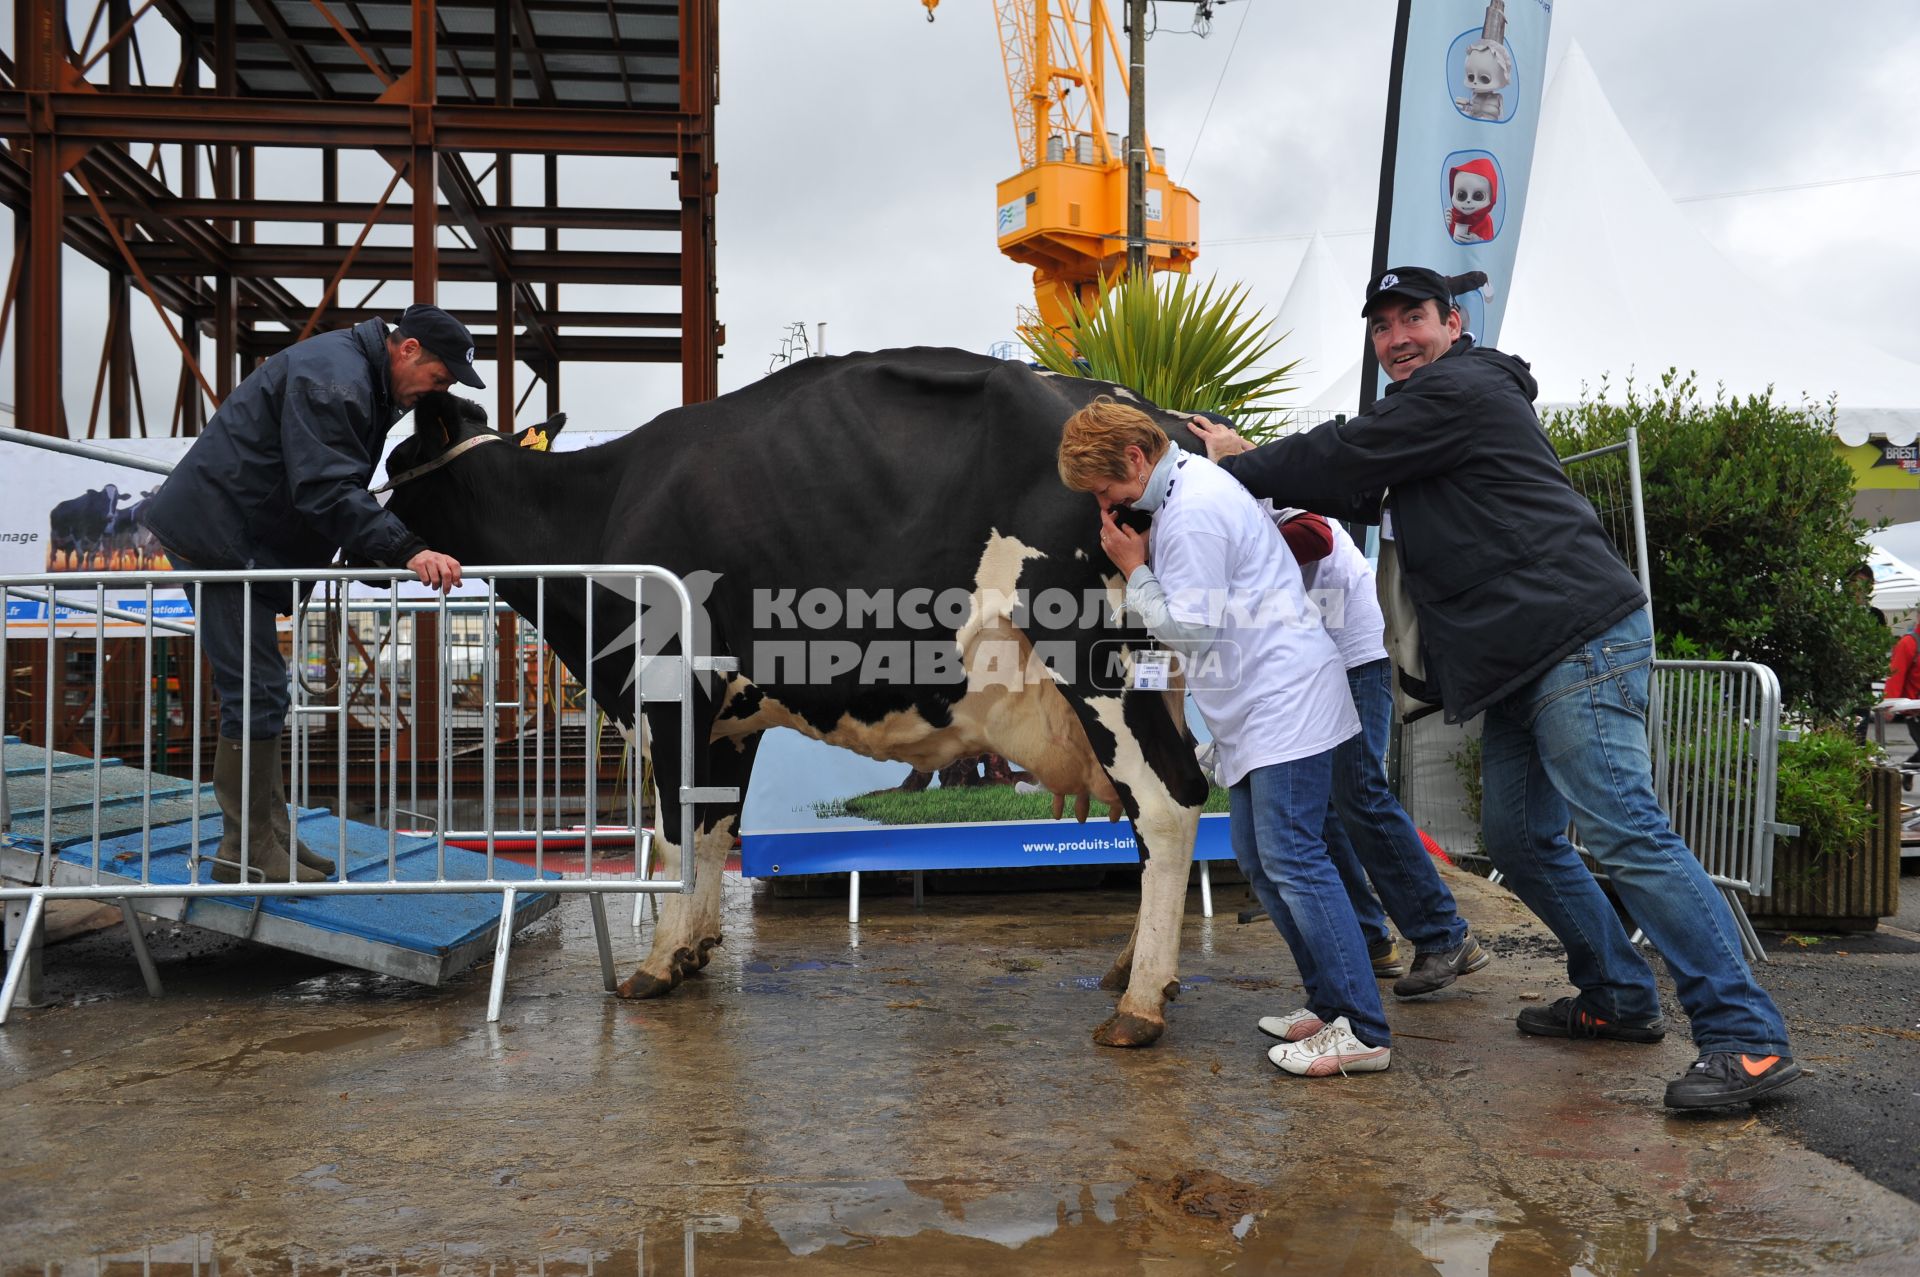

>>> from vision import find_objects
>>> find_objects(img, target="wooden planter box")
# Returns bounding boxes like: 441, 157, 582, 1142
1742, 766, 1902, 932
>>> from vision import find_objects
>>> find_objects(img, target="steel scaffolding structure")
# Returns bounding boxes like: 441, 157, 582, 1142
0, 0, 720, 440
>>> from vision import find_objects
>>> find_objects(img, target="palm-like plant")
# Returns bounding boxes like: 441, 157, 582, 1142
1020, 271, 1298, 439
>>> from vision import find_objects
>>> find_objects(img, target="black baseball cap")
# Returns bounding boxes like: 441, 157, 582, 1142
394, 303, 485, 389
1360, 266, 1488, 317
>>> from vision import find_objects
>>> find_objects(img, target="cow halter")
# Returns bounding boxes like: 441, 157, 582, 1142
370, 432, 504, 495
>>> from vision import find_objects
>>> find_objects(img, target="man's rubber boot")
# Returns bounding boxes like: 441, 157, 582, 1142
264, 744, 335, 876
206, 738, 322, 884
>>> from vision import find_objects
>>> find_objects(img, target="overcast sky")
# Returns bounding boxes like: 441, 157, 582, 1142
3, 0, 1917, 433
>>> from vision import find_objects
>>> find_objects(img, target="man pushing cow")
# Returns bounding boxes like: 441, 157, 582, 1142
1184, 266, 1802, 1112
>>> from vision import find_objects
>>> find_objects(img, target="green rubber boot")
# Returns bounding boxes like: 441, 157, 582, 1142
206, 738, 322, 885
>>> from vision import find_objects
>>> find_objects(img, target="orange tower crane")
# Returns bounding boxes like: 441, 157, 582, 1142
929, 0, 1201, 335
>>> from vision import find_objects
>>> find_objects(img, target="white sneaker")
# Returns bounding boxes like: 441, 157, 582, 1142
1267, 1016, 1392, 1077
1256, 1008, 1326, 1042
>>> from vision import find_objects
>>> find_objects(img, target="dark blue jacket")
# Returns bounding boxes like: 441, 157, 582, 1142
1218, 337, 1646, 722
140, 317, 428, 570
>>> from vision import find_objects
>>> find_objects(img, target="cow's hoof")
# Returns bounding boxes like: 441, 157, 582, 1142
1093, 1012, 1165, 1048
615, 968, 680, 999
1098, 960, 1131, 992
693, 936, 723, 969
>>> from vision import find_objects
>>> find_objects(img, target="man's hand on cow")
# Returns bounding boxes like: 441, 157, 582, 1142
1099, 508, 1148, 576
407, 549, 464, 591
1186, 414, 1252, 462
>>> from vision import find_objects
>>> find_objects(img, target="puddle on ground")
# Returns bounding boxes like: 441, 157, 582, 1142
14, 1174, 1877, 1276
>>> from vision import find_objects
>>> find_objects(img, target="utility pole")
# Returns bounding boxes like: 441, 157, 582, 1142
1126, 0, 1148, 279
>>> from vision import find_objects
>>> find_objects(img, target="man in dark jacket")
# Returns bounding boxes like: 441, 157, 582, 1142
1187, 267, 1800, 1111
141, 305, 478, 885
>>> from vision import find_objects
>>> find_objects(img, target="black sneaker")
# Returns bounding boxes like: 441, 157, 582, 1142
1664, 1053, 1804, 1109
1368, 937, 1406, 980
1392, 932, 1490, 997
1515, 996, 1665, 1043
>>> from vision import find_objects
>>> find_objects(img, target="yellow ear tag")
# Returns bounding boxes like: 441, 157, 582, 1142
520, 429, 550, 452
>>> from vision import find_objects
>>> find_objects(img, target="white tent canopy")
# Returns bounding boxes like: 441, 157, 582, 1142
1288, 43, 1920, 442
1868, 544, 1920, 627
1273, 233, 1365, 409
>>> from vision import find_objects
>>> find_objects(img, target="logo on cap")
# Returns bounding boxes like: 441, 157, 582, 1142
465, 346, 475, 365
1378, 272, 1399, 290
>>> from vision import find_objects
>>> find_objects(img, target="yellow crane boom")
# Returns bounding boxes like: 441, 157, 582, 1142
931, 0, 1200, 335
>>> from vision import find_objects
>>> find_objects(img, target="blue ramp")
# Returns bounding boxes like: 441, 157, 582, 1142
4, 735, 562, 986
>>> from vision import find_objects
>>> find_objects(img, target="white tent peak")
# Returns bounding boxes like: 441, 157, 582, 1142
1274, 233, 1360, 407
1503, 39, 1920, 443
1297, 40, 1920, 443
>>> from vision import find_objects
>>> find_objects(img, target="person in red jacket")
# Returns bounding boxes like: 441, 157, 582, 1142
1886, 623, 1920, 763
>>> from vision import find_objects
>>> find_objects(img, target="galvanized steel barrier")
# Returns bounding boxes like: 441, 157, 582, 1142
0, 564, 736, 1024
1647, 659, 1791, 961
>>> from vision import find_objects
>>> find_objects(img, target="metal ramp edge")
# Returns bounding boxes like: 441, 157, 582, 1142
3, 738, 564, 989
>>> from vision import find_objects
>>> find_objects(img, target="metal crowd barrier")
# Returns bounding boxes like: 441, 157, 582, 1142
1648, 659, 1792, 962
0, 564, 736, 1024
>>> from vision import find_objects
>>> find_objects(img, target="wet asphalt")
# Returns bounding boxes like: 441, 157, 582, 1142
1744, 862, 1920, 1203
3, 864, 1918, 1274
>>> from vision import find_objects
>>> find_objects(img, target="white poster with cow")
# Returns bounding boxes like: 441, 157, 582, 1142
0, 439, 193, 636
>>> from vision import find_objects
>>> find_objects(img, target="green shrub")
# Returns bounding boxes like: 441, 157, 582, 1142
1543, 374, 1885, 722
1773, 725, 1878, 867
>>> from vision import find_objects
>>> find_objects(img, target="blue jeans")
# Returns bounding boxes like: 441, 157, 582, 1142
182, 563, 298, 743
1480, 608, 1791, 1057
1326, 659, 1470, 956
1230, 748, 1392, 1048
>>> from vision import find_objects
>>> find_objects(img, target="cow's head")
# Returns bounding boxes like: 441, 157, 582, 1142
383, 391, 567, 558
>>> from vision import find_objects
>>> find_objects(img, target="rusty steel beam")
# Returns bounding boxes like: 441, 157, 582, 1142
678, 0, 719, 405
0, 94, 703, 155
494, 2, 515, 429
19, 0, 67, 437
223, 307, 683, 329
239, 332, 685, 363
296, 165, 405, 341
0, 147, 207, 312
123, 243, 683, 285
72, 169, 221, 406
240, 0, 333, 98
305, 0, 393, 89
78, 143, 310, 332
6, 0, 720, 436
436, 152, 561, 368
509, 0, 557, 106
221, 29, 677, 60
409, 2, 437, 302
69, 196, 682, 231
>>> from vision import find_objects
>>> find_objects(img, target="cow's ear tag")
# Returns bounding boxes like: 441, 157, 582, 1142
1132, 651, 1172, 692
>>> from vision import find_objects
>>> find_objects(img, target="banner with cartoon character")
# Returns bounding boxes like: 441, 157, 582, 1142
1364, 0, 1554, 406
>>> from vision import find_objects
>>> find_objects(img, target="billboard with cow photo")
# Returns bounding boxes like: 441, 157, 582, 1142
0, 439, 195, 635
740, 700, 1236, 877
43, 480, 172, 573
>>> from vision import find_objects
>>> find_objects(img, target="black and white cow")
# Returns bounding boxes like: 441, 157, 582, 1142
47, 483, 131, 570
385, 347, 1212, 1046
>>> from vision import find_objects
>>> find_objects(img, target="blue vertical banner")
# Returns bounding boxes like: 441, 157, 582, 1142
1363, 0, 1554, 408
